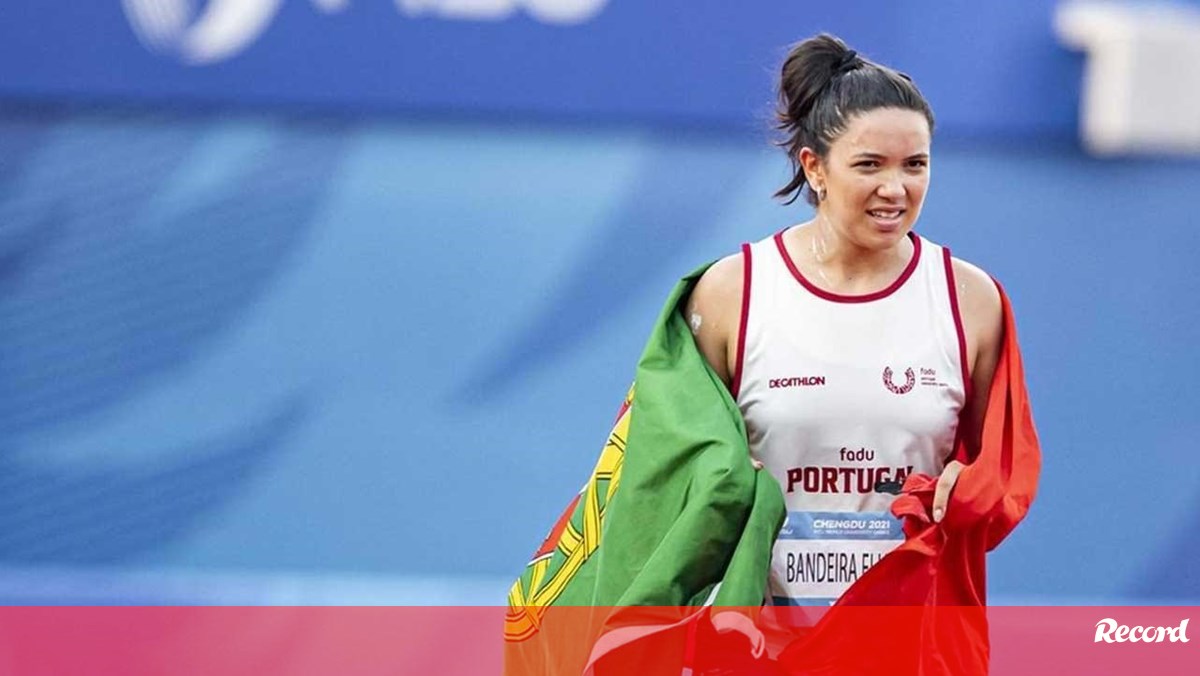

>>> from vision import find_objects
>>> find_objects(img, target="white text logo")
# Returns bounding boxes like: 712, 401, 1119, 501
124, 0, 609, 64
1094, 618, 1190, 643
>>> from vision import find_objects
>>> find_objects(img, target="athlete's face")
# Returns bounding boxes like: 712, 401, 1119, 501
802, 107, 931, 250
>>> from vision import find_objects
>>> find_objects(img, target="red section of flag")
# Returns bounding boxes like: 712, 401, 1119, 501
533, 493, 581, 560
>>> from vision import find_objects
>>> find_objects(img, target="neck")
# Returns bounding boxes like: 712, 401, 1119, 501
797, 215, 912, 288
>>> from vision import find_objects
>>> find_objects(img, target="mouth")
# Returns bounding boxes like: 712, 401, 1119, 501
867, 209, 906, 229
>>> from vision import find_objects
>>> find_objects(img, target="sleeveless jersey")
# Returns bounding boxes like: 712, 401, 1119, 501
731, 229, 970, 606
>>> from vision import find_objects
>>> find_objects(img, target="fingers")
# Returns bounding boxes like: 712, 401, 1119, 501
932, 460, 964, 523
751, 458, 764, 470
711, 611, 766, 659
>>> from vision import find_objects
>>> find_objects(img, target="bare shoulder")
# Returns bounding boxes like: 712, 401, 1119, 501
686, 250, 746, 384
950, 257, 1001, 324
949, 257, 1007, 444
689, 251, 745, 316
950, 256, 1003, 362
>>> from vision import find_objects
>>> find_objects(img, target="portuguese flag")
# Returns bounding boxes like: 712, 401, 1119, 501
504, 263, 785, 673
504, 264, 1040, 675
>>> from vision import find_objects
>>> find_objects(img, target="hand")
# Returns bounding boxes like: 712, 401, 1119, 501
932, 460, 965, 523
710, 611, 766, 659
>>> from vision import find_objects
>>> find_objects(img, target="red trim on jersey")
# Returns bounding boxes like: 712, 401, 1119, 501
942, 247, 973, 404
944, 247, 975, 464
730, 243, 752, 399
774, 229, 922, 303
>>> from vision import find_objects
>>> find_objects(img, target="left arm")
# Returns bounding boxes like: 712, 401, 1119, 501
932, 257, 1004, 522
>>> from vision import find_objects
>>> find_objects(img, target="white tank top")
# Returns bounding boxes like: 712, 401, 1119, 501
731, 228, 970, 606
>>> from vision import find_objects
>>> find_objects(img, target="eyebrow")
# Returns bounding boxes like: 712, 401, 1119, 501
852, 152, 930, 160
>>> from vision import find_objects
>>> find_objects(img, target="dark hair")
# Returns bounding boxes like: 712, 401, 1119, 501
774, 34, 935, 205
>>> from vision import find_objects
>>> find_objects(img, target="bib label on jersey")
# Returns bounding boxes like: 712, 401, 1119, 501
771, 510, 904, 604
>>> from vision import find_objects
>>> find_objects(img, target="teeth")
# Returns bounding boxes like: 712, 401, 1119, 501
870, 210, 901, 219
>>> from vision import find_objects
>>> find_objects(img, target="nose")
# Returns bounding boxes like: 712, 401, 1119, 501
876, 173, 905, 200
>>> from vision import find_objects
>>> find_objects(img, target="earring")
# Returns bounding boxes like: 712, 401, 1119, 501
815, 185, 827, 202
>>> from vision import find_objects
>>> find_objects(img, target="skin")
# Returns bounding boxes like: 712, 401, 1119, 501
686, 107, 1003, 523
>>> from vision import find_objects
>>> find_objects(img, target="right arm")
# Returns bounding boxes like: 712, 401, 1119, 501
684, 252, 746, 390
686, 252, 760, 470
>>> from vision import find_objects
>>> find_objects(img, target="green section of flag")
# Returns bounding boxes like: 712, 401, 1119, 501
508, 264, 786, 624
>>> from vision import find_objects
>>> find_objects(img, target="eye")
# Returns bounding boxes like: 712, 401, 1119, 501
854, 160, 880, 169
906, 159, 929, 169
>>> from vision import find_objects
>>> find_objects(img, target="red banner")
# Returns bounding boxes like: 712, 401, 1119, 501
0, 606, 1194, 674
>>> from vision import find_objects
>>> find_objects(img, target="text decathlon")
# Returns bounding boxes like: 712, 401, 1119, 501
1094, 618, 1190, 643
768, 376, 827, 389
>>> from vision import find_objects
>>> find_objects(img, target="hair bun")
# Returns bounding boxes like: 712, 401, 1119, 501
834, 50, 861, 75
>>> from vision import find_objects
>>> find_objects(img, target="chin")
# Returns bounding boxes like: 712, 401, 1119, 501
859, 222, 913, 249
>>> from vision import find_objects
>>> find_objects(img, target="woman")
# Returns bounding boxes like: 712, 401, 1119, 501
685, 33, 1004, 607
506, 33, 1038, 676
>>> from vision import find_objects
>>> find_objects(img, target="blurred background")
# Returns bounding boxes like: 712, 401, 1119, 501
0, 0, 1197, 606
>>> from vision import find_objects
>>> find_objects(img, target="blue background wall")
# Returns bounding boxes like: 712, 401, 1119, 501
1, 1, 1082, 137
1, 1, 1197, 604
